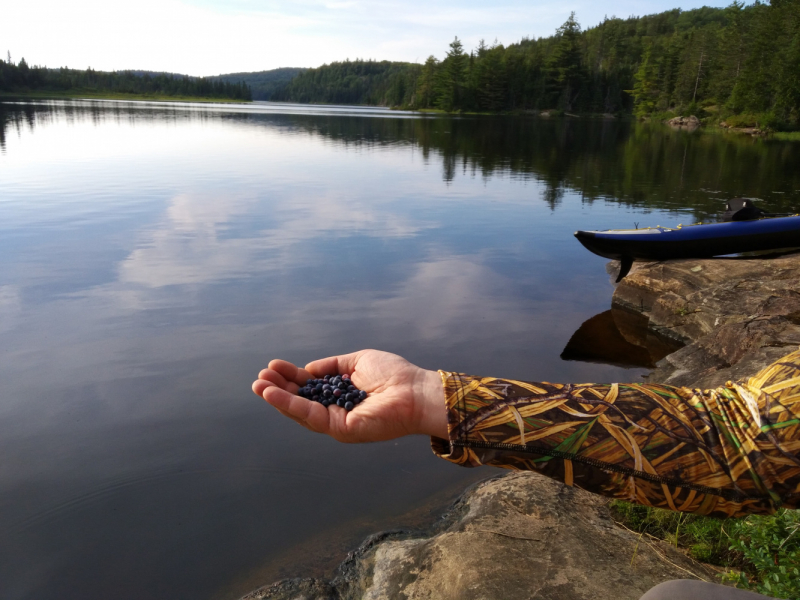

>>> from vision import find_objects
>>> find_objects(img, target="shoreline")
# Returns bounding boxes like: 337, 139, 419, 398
0, 91, 251, 103
242, 252, 800, 599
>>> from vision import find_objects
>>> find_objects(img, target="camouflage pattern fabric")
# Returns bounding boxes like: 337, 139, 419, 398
432, 347, 800, 517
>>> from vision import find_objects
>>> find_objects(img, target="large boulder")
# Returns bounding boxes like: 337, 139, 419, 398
665, 115, 700, 130
246, 474, 721, 600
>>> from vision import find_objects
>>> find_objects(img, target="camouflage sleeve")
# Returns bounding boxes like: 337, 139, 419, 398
431, 348, 800, 518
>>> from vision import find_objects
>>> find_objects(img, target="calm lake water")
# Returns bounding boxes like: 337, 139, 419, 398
1, 99, 799, 600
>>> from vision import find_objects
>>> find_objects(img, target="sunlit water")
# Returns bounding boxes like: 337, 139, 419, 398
1, 100, 799, 600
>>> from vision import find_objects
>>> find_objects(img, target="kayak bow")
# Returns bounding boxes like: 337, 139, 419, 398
575, 215, 800, 282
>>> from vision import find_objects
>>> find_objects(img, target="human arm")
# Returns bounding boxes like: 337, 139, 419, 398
253, 348, 800, 517
432, 349, 800, 518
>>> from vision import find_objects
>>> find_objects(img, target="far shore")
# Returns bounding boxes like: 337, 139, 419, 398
0, 90, 252, 103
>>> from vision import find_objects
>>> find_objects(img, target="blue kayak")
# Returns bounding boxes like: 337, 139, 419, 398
575, 215, 800, 281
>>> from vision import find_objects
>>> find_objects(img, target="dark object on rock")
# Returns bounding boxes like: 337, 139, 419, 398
723, 198, 766, 221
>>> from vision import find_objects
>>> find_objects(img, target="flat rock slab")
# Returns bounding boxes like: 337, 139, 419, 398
247, 474, 720, 600
611, 252, 800, 388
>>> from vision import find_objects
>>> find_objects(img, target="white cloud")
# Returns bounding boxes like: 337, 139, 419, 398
116, 189, 431, 289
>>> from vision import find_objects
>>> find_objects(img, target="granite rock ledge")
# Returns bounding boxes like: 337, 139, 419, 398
611, 252, 800, 388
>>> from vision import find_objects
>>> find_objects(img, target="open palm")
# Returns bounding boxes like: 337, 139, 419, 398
251, 349, 447, 442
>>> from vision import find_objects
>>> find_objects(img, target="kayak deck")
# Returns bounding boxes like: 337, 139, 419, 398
575, 216, 800, 281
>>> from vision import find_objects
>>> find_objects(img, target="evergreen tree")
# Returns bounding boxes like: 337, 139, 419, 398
476, 44, 507, 111
415, 56, 439, 108
436, 37, 468, 111
629, 45, 660, 116
546, 13, 585, 110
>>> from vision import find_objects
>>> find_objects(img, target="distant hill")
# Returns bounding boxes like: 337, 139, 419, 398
209, 68, 306, 100
270, 60, 413, 106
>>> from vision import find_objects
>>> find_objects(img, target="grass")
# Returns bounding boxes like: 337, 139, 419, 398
0, 90, 250, 103
610, 501, 800, 597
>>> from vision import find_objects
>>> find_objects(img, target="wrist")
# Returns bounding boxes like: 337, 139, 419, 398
417, 368, 448, 439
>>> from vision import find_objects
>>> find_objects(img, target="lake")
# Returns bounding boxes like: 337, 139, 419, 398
1, 99, 799, 600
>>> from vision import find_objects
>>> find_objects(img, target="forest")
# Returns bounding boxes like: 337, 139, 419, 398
273, 1, 800, 129
209, 68, 305, 100
0, 60, 252, 101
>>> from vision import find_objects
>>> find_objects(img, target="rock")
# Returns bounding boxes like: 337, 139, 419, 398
251, 475, 721, 600
612, 252, 800, 387
539, 110, 552, 118
665, 115, 700, 130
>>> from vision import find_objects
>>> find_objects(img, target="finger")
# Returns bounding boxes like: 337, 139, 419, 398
305, 351, 360, 377
267, 359, 314, 385
255, 368, 298, 392
262, 386, 331, 434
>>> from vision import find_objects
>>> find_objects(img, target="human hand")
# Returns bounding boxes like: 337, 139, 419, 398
251, 350, 448, 442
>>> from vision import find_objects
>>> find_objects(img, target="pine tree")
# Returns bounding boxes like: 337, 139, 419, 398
546, 13, 585, 110
436, 37, 468, 111
628, 45, 660, 116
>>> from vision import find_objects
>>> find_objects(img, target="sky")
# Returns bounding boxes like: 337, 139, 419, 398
4, 0, 731, 76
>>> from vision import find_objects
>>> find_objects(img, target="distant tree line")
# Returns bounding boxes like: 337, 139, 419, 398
271, 60, 414, 105
272, 1, 800, 128
209, 68, 306, 100
0, 59, 252, 101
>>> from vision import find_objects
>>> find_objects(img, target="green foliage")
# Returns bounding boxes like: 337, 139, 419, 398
723, 510, 800, 598
0, 61, 251, 101
611, 501, 800, 597
610, 500, 737, 565
546, 12, 585, 111
208, 68, 304, 100
271, 59, 418, 106
435, 37, 468, 111
270, 1, 800, 129
629, 45, 660, 117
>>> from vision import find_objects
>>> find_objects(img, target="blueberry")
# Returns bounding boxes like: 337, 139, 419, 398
344, 392, 354, 402
322, 399, 331, 407
311, 395, 320, 402
337, 398, 346, 407
315, 383, 323, 392
344, 401, 354, 411
359, 390, 367, 400
347, 385, 355, 392
322, 384, 331, 391
323, 389, 332, 398
306, 378, 314, 385
338, 382, 347, 391
342, 374, 350, 380
323, 375, 330, 382
333, 389, 342, 398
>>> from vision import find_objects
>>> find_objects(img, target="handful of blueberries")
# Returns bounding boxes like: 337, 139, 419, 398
296, 374, 367, 411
